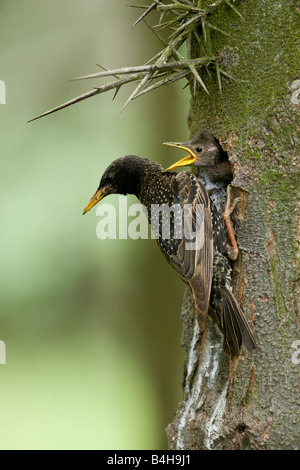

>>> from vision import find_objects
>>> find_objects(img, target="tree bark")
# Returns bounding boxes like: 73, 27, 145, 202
166, 0, 299, 450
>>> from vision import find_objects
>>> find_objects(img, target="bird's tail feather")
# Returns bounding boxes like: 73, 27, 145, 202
190, 278, 212, 332
212, 286, 256, 356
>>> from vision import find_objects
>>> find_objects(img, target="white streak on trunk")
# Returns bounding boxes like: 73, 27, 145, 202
176, 321, 229, 450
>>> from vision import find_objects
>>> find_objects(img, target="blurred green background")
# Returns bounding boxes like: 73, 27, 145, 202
0, 0, 190, 449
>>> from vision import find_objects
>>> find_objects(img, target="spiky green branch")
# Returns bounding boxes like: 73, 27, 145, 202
29, 0, 242, 122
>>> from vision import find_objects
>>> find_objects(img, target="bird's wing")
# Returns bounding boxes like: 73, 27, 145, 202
157, 172, 213, 330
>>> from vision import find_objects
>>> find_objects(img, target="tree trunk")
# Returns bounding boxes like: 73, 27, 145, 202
166, 0, 299, 450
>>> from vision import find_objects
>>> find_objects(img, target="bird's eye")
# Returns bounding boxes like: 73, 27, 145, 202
196, 147, 203, 153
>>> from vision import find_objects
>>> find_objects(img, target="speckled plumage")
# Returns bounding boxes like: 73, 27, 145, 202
83, 150, 255, 356
84, 154, 213, 334
140, 166, 213, 332
165, 130, 256, 355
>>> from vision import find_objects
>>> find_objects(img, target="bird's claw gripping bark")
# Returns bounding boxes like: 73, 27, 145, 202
223, 186, 241, 261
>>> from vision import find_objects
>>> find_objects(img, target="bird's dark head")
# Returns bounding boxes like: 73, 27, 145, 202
83, 155, 157, 214
164, 130, 232, 182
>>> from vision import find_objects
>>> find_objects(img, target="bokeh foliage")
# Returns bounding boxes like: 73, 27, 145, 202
0, 0, 190, 449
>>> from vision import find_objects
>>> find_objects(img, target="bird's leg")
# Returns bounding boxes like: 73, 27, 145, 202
223, 186, 241, 261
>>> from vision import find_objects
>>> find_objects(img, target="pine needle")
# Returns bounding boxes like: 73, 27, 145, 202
207, 22, 232, 38
28, 77, 137, 122
132, 2, 157, 27
29, 0, 241, 122
226, 0, 244, 20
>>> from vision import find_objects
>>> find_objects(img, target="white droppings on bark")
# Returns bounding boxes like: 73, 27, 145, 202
203, 381, 229, 449
176, 319, 202, 450
176, 321, 229, 450
290, 79, 300, 105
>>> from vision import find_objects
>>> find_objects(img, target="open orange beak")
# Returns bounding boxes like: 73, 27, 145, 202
163, 142, 196, 171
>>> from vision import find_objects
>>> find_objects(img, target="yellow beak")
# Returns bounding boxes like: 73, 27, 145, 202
82, 186, 110, 215
163, 142, 196, 171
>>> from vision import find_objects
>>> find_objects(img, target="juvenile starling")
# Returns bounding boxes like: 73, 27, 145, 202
165, 130, 256, 355
83, 155, 213, 334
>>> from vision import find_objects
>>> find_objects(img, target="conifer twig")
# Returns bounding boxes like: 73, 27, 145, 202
29, 0, 242, 122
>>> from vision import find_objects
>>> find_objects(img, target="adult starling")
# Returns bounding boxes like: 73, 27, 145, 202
165, 130, 256, 355
83, 155, 213, 333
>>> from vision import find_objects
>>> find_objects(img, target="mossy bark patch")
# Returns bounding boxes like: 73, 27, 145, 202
167, 0, 300, 450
